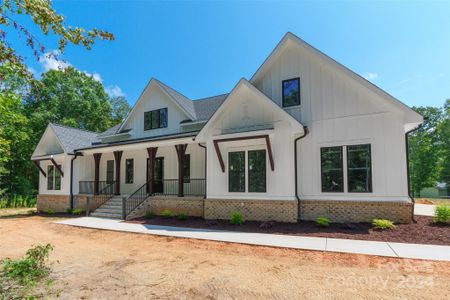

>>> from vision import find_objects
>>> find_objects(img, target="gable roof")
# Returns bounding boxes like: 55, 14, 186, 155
251, 32, 423, 125
193, 94, 228, 121
50, 124, 99, 154
196, 78, 305, 142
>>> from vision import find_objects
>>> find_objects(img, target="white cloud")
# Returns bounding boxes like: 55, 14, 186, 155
39, 50, 71, 71
105, 85, 125, 97
364, 72, 378, 81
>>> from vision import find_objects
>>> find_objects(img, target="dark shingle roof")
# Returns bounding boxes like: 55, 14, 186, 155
192, 94, 228, 121
50, 123, 99, 154
97, 124, 121, 138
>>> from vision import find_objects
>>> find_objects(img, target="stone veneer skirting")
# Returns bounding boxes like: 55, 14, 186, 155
299, 200, 413, 224
127, 197, 204, 220
37, 194, 71, 212
204, 199, 298, 223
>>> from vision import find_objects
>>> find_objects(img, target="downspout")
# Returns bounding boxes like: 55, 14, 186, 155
70, 153, 80, 210
198, 143, 207, 199
294, 126, 309, 219
405, 124, 423, 223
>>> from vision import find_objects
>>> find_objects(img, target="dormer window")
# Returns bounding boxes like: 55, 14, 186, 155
282, 78, 300, 107
144, 108, 168, 130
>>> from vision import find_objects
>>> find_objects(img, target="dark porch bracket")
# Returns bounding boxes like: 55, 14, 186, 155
93, 153, 102, 194
146, 147, 158, 194
213, 134, 275, 173
175, 144, 187, 197
33, 160, 46, 177
50, 158, 64, 177
113, 151, 123, 195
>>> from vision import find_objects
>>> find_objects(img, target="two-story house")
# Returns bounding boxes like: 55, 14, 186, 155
31, 32, 423, 223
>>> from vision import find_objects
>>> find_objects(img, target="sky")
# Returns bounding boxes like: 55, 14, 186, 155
7, 1, 450, 108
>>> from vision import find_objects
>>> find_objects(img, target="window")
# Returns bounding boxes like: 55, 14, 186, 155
248, 150, 266, 192
320, 144, 372, 193
282, 78, 300, 107
144, 108, 168, 130
106, 160, 114, 183
321, 147, 344, 192
183, 154, 190, 183
47, 164, 61, 190
228, 151, 245, 192
125, 159, 134, 184
347, 144, 372, 193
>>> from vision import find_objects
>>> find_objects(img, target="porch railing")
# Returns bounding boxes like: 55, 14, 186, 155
79, 181, 112, 194
123, 179, 153, 219
86, 181, 115, 215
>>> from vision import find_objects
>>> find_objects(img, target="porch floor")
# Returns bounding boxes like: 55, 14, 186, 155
56, 217, 450, 261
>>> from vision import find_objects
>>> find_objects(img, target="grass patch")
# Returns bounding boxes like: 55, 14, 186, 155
0, 195, 36, 209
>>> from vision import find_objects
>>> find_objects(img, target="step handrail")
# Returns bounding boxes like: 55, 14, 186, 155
122, 179, 153, 219
86, 181, 116, 216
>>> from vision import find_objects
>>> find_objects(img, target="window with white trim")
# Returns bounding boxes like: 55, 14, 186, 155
47, 164, 61, 190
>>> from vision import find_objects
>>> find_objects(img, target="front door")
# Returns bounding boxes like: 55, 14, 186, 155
147, 157, 164, 194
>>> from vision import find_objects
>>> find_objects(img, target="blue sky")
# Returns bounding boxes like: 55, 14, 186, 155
9, 1, 450, 108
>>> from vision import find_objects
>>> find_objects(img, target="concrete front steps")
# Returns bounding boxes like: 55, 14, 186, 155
90, 196, 124, 219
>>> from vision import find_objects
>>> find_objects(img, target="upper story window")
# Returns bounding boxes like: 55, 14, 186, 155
282, 78, 300, 107
144, 108, 168, 130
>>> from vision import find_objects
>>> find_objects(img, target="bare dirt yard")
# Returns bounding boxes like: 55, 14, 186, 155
1, 214, 450, 299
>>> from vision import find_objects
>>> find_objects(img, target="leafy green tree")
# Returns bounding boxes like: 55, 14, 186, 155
25, 66, 115, 139
0, 0, 114, 80
109, 96, 131, 125
438, 99, 450, 185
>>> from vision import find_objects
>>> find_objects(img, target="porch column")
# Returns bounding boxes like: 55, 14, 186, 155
113, 151, 123, 195
93, 153, 102, 195
175, 144, 187, 197
146, 147, 158, 194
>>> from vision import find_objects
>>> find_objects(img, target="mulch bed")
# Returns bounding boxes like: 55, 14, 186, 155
127, 216, 450, 246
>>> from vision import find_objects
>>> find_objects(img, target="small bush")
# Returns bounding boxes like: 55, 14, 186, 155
161, 209, 174, 218
230, 212, 244, 225
434, 204, 450, 224
71, 208, 84, 215
145, 211, 153, 219
372, 219, 395, 230
315, 217, 330, 227
46, 209, 55, 215
177, 213, 189, 220
66, 208, 73, 214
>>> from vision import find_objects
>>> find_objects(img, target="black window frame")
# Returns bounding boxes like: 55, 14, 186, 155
282, 77, 301, 107
125, 158, 134, 184
228, 151, 245, 193
248, 150, 267, 193
144, 108, 168, 131
106, 160, 114, 184
320, 146, 344, 193
346, 144, 372, 193
47, 164, 61, 191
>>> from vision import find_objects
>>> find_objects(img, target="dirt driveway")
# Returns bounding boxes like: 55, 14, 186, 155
1, 215, 449, 299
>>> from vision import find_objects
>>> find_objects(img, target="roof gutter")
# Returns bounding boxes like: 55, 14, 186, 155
405, 124, 423, 223
294, 126, 309, 218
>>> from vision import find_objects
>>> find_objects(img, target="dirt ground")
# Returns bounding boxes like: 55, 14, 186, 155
1, 215, 450, 299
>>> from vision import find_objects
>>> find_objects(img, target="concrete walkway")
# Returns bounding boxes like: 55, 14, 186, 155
414, 204, 436, 217
56, 217, 450, 262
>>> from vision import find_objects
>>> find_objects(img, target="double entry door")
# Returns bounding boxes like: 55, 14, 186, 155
147, 157, 164, 194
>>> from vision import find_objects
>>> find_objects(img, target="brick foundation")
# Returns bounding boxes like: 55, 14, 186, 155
127, 197, 204, 220
74, 195, 89, 210
204, 199, 298, 223
37, 194, 71, 212
299, 200, 413, 224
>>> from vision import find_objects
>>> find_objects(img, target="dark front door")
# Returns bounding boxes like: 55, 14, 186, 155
147, 157, 164, 194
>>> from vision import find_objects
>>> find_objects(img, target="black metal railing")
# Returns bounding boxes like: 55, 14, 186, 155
79, 181, 112, 194
152, 178, 206, 196
123, 179, 153, 219
86, 182, 115, 215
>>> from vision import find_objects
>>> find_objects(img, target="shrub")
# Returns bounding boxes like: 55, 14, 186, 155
145, 211, 153, 219
66, 208, 73, 214
372, 219, 395, 230
46, 209, 55, 215
434, 204, 450, 224
230, 212, 244, 225
71, 208, 84, 215
161, 209, 174, 218
177, 213, 189, 220
315, 217, 330, 227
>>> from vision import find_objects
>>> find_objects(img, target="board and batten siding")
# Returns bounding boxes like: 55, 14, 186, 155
253, 43, 410, 201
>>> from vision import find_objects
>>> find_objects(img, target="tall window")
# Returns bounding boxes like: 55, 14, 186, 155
282, 78, 300, 107
321, 147, 344, 192
320, 144, 372, 193
106, 160, 114, 183
347, 144, 372, 192
228, 151, 245, 192
125, 159, 134, 184
47, 164, 61, 190
183, 154, 190, 183
248, 150, 266, 192
144, 108, 168, 130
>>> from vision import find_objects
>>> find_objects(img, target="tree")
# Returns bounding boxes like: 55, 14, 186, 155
25, 66, 115, 139
109, 96, 131, 125
0, 0, 114, 80
438, 99, 450, 185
